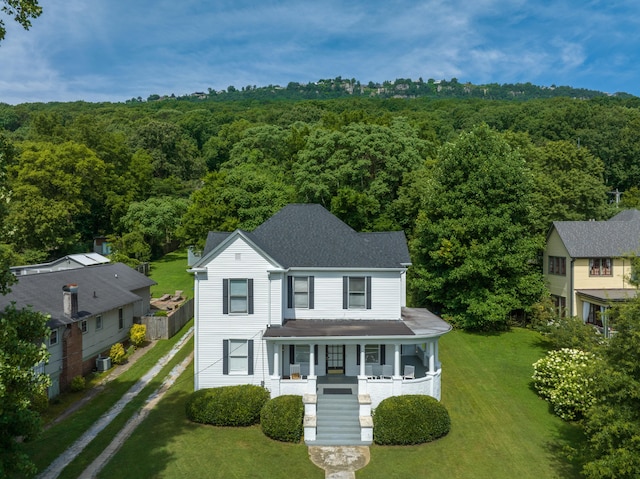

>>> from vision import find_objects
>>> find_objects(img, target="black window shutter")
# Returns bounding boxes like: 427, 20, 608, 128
342, 276, 348, 309
223, 279, 229, 314
380, 345, 386, 365
247, 340, 254, 375
366, 276, 372, 309
287, 276, 293, 308
314, 344, 318, 365
289, 345, 295, 364
248, 279, 254, 314
309, 276, 315, 309
356, 344, 361, 365
223, 340, 229, 374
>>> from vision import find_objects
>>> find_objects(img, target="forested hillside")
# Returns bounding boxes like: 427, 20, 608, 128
1, 89, 639, 328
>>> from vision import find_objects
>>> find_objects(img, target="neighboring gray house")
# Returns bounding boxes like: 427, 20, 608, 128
11, 253, 110, 276
0, 262, 156, 397
190, 204, 451, 445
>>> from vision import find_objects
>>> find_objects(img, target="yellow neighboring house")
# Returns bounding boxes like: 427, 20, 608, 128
544, 209, 640, 328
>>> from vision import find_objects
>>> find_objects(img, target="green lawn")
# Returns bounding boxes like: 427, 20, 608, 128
22, 321, 195, 477
149, 250, 194, 299
362, 329, 584, 478
98, 328, 585, 479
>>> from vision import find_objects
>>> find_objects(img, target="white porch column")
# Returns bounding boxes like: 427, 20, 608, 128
435, 341, 440, 370
394, 343, 401, 376
429, 341, 436, 373
309, 343, 315, 377
359, 343, 366, 376
273, 343, 280, 377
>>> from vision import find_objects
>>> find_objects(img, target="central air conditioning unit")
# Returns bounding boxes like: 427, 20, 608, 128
96, 356, 112, 372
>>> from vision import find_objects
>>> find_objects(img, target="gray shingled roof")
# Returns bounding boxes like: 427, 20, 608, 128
552, 209, 640, 258
0, 263, 156, 328
202, 204, 411, 269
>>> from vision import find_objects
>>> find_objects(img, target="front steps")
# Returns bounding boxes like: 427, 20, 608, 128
306, 391, 372, 446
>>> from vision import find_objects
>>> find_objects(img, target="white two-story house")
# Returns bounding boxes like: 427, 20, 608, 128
190, 204, 451, 420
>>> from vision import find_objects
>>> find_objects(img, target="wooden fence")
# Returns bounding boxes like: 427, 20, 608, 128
141, 298, 194, 340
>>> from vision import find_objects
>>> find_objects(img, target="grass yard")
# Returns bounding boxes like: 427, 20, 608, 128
149, 249, 194, 299
23, 321, 195, 477
362, 328, 585, 478
98, 327, 585, 478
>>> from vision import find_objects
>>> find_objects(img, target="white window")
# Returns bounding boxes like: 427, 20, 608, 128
590, 258, 612, 276
295, 345, 310, 363
365, 344, 379, 364
228, 339, 249, 374
49, 329, 58, 346
81, 320, 87, 333
294, 277, 309, 308
348, 277, 366, 309
96, 315, 103, 331
229, 279, 248, 313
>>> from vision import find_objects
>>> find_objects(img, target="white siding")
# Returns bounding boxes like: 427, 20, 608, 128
283, 270, 403, 321
195, 236, 278, 390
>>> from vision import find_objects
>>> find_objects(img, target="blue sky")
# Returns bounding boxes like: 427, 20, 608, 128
1, 0, 639, 104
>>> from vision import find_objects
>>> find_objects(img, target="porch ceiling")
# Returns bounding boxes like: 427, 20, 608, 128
263, 307, 451, 339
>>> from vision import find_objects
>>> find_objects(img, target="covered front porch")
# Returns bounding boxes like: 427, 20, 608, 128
264, 307, 451, 407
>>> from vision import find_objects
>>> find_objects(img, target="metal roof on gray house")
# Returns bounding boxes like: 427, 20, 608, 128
552, 209, 640, 258
0, 263, 156, 328
202, 204, 411, 269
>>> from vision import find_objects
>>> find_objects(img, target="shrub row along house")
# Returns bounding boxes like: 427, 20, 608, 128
190, 204, 451, 445
0, 261, 156, 397
544, 209, 640, 331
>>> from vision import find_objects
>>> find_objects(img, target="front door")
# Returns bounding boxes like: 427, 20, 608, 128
326, 345, 345, 374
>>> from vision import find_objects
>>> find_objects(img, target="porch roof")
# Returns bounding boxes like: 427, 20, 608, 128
263, 307, 451, 340
576, 288, 638, 303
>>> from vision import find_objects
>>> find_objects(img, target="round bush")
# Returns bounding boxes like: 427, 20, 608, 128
532, 348, 598, 420
70, 375, 86, 392
373, 395, 451, 445
185, 385, 270, 426
260, 395, 304, 442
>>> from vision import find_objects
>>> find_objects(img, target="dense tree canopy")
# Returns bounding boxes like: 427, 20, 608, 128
410, 125, 545, 329
582, 298, 640, 478
0, 89, 636, 325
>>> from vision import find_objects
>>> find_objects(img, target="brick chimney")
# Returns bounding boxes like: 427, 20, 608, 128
63, 284, 79, 318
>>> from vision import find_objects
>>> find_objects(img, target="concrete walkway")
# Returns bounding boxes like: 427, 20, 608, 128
37, 327, 193, 479
309, 446, 370, 478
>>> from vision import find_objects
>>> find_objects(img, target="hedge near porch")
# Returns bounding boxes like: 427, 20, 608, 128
185, 385, 270, 426
373, 394, 451, 445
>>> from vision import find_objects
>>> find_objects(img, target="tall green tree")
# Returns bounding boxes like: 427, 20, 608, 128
6, 141, 108, 256
119, 196, 189, 258
0, 304, 50, 477
582, 298, 640, 478
410, 124, 544, 329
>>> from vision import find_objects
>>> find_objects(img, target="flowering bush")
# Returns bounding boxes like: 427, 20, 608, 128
109, 342, 126, 365
532, 348, 599, 420
129, 324, 146, 348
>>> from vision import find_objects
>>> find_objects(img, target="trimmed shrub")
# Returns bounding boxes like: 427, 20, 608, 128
30, 389, 50, 413
373, 395, 451, 445
109, 342, 126, 365
129, 324, 146, 348
70, 375, 86, 392
260, 395, 303, 442
532, 348, 599, 420
185, 385, 270, 426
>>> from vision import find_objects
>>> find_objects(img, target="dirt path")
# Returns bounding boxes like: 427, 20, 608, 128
37, 328, 193, 479
77, 352, 193, 479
